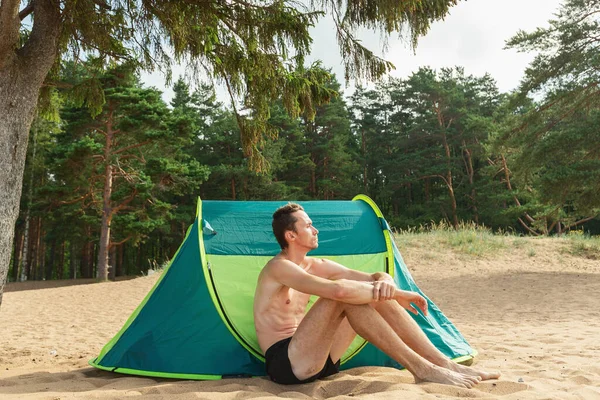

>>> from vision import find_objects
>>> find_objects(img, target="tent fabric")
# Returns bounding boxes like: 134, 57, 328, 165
202, 200, 388, 256
90, 195, 476, 379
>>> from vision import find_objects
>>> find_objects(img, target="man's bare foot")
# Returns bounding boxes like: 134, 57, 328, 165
415, 365, 481, 388
445, 360, 501, 381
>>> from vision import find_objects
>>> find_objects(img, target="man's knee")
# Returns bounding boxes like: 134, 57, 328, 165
317, 297, 344, 308
317, 298, 375, 315
371, 299, 400, 311
331, 299, 375, 315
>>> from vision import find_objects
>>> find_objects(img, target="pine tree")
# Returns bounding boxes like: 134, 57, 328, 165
55, 63, 209, 280
502, 0, 600, 233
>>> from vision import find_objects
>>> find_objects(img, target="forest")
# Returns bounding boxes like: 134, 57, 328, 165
6, 0, 600, 283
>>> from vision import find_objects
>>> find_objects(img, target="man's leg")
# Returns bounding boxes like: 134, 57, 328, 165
329, 317, 357, 363
372, 301, 500, 380
288, 298, 481, 388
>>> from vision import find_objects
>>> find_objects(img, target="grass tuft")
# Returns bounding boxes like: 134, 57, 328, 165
563, 234, 600, 260
395, 220, 507, 257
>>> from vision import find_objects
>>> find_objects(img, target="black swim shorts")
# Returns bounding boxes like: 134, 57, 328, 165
264, 337, 340, 384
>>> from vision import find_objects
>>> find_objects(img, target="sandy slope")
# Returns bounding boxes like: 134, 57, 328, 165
1, 236, 599, 399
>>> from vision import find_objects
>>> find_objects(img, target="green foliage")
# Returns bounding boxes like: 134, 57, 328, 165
351, 67, 504, 229
501, 0, 600, 230
13, 57, 600, 282
14, 0, 462, 171
41, 63, 209, 267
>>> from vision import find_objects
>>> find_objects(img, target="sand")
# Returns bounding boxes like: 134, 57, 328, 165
1, 237, 600, 399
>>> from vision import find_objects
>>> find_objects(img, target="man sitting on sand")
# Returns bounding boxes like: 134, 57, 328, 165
254, 203, 500, 386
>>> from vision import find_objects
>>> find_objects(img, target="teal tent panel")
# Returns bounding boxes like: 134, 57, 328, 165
342, 235, 474, 370
390, 239, 473, 358
202, 200, 386, 256
95, 220, 264, 376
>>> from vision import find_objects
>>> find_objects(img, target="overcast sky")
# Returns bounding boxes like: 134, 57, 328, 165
141, 0, 564, 103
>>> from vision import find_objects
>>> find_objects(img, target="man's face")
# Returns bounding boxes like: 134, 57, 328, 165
290, 211, 319, 250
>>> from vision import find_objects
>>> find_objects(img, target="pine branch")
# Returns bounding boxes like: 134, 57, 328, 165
113, 140, 152, 155
110, 188, 138, 215
418, 174, 450, 188
19, 2, 34, 20
109, 236, 132, 249
517, 217, 540, 236
55, 193, 91, 206
564, 215, 599, 230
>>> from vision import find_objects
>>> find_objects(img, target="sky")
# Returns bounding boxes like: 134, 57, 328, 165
140, 0, 564, 103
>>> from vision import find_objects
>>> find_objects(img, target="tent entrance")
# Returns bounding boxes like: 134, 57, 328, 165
206, 252, 388, 365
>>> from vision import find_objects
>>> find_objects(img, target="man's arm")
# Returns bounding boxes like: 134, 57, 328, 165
310, 258, 392, 282
268, 259, 380, 305
309, 258, 428, 315
309, 258, 396, 299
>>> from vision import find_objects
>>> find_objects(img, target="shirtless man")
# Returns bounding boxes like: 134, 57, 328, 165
254, 203, 500, 386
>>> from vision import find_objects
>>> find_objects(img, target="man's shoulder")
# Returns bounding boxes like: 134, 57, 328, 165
307, 256, 327, 265
263, 255, 318, 280
264, 255, 287, 269
262, 256, 291, 276
305, 256, 334, 271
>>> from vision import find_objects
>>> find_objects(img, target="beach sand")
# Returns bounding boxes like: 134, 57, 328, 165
1, 237, 600, 399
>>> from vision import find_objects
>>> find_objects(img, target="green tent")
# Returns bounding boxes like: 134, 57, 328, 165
89, 195, 476, 379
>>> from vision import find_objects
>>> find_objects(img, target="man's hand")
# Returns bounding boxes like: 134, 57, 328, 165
395, 290, 428, 316
372, 280, 396, 301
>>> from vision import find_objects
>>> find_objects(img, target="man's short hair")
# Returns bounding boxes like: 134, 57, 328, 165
272, 203, 304, 249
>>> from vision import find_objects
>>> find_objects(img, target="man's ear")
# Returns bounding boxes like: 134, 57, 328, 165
285, 230, 295, 243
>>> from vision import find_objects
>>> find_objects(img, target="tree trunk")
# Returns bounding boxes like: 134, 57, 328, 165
243, 176, 249, 200
85, 241, 93, 279
19, 124, 38, 281
447, 182, 459, 230
0, 71, 39, 287
499, 154, 539, 234
26, 217, 36, 280
117, 244, 124, 277
97, 124, 114, 280
323, 157, 329, 200
81, 225, 94, 278
0, 0, 61, 307
231, 177, 236, 200
47, 240, 55, 280
70, 241, 77, 279
361, 129, 368, 192
33, 217, 42, 280
436, 107, 458, 230
310, 159, 317, 196
58, 241, 65, 279
109, 245, 117, 281
80, 241, 87, 279
19, 210, 31, 282
11, 230, 23, 282
136, 245, 142, 273
462, 140, 479, 224
37, 224, 45, 280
